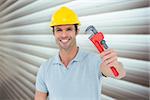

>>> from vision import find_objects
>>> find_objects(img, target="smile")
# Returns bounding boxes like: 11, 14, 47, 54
60, 39, 70, 44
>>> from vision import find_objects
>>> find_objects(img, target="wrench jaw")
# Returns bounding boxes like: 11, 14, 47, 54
85, 25, 99, 39
88, 33, 95, 39
85, 25, 98, 34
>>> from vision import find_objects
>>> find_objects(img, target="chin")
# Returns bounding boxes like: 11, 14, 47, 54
59, 45, 70, 50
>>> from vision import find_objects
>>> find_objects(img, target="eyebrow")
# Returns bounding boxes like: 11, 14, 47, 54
66, 27, 74, 30
55, 26, 74, 30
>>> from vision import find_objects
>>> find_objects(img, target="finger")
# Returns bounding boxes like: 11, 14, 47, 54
104, 56, 117, 65
107, 60, 118, 67
100, 48, 114, 57
102, 52, 117, 62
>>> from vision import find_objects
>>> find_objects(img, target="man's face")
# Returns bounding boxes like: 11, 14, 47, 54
53, 24, 78, 50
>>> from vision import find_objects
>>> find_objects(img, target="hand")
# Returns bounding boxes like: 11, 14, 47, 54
100, 48, 126, 78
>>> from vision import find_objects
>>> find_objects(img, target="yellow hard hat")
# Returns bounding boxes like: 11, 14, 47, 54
50, 6, 80, 27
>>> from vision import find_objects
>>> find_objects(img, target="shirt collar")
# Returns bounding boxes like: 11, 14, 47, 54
52, 47, 84, 65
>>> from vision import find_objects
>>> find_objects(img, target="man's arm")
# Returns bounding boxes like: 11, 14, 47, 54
100, 48, 126, 79
34, 90, 48, 100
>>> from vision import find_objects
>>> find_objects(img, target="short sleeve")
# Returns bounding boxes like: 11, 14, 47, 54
35, 63, 48, 93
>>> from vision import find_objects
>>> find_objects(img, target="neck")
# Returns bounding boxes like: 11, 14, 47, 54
59, 46, 78, 67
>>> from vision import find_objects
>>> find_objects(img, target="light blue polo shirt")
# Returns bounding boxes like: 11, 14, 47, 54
36, 48, 103, 100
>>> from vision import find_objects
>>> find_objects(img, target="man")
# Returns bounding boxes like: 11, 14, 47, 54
35, 6, 126, 100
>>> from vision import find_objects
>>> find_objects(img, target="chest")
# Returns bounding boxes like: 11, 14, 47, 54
45, 62, 99, 95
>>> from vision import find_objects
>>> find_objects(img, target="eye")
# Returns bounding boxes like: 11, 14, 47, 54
56, 29, 62, 32
66, 28, 73, 32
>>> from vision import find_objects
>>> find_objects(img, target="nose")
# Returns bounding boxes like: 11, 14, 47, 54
61, 30, 68, 37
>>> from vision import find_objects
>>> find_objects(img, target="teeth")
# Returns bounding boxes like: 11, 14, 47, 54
61, 39, 69, 43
